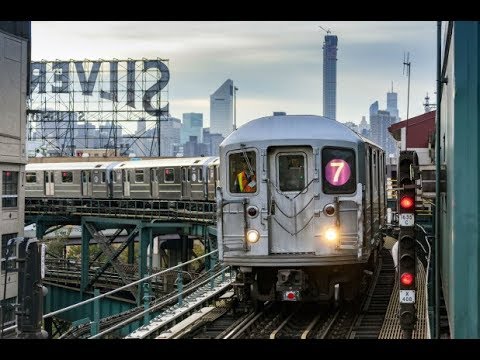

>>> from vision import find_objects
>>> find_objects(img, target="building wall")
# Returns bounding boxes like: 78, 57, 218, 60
440, 21, 480, 338
0, 30, 28, 311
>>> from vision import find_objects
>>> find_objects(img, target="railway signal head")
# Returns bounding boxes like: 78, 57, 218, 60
397, 150, 418, 335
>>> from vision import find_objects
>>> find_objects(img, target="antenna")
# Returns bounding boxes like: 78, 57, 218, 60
403, 52, 412, 150
318, 25, 331, 34
403, 52, 411, 121
423, 92, 437, 112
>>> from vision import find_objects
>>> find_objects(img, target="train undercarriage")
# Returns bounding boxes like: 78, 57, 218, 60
233, 247, 380, 307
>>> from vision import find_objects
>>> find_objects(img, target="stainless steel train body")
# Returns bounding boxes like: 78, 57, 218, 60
217, 115, 386, 303
25, 157, 219, 202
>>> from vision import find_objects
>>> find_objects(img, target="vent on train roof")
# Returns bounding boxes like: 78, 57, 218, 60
95, 164, 102, 168
194, 160, 201, 163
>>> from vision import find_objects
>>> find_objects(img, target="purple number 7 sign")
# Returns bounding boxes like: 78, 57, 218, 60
325, 159, 351, 186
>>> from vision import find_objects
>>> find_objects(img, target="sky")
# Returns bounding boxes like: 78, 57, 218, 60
31, 21, 437, 128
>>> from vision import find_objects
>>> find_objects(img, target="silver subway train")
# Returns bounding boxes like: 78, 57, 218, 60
25, 157, 220, 202
217, 115, 386, 304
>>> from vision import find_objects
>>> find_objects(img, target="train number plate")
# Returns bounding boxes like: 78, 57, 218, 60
400, 290, 415, 303
399, 213, 415, 227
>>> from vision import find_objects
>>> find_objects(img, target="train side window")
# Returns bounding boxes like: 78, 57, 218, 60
187, 168, 191, 181
322, 147, 356, 194
229, 150, 256, 193
112, 171, 117, 183
165, 168, 175, 183
135, 170, 144, 183
198, 168, 203, 182
26, 172, 37, 183
278, 154, 306, 192
101, 172, 106, 183
62, 171, 73, 183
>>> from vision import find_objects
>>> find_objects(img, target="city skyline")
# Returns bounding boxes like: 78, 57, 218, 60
31, 21, 437, 128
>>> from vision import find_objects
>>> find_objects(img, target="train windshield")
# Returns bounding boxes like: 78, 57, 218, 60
229, 150, 257, 193
322, 147, 356, 194
278, 154, 306, 192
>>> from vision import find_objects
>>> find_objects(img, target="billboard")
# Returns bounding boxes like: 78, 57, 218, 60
28, 58, 169, 156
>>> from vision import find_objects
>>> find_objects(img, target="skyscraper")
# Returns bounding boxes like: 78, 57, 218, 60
210, 79, 234, 138
323, 35, 338, 120
181, 113, 203, 144
387, 90, 399, 120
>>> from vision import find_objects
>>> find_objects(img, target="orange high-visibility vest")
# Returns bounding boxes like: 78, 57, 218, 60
237, 171, 255, 192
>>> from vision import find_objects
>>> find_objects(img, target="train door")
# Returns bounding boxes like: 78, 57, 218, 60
150, 168, 159, 198
81, 170, 92, 196
267, 147, 315, 253
107, 170, 114, 198
123, 169, 131, 197
44, 171, 55, 196
181, 166, 191, 199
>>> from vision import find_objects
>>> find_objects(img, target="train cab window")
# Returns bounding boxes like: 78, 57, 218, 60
101, 172, 106, 183
26, 172, 37, 183
62, 171, 73, 183
278, 154, 306, 192
322, 147, 356, 194
229, 151, 257, 194
198, 168, 203, 182
135, 170, 145, 183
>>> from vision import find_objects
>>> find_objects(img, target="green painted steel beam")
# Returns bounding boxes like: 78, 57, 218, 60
138, 226, 152, 304
81, 220, 92, 294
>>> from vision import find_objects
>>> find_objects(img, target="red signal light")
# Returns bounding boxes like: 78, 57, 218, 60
286, 292, 296, 300
400, 272, 414, 286
400, 196, 414, 210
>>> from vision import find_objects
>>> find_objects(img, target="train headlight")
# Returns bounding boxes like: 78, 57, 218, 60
325, 227, 339, 243
246, 229, 260, 244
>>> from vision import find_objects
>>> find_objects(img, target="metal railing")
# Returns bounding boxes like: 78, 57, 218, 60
25, 197, 217, 224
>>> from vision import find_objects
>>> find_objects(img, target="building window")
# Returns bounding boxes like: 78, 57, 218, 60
165, 168, 174, 183
2, 171, 18, 208
0, 297, 17, 324
61, 171, 73, 183
1, 233, 18, 275
1, 233, 17, 259
26, 172, 37, 183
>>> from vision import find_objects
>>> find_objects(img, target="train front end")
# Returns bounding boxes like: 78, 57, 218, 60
217, 115, 376, 303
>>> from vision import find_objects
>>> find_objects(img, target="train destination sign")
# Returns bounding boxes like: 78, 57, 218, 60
325, 159, 351, 186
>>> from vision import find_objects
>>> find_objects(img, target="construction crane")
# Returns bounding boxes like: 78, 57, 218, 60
318, 25, 331, 35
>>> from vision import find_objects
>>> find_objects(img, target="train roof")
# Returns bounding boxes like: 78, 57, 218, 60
113, 156, 217, 169
221, 115, 364, 148
26, 161, 113, 171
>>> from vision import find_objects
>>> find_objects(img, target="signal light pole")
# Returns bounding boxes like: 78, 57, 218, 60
397, 150, 419, 338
